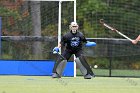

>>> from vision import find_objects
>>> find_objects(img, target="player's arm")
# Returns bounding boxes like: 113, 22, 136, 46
132, 35, 140, 44
53, 36, 66, 53
57, 43, 61, 48
81, 33, 96, 47
135, 35, 140, 42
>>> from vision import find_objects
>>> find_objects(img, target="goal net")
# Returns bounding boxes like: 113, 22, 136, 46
1, 0, 76, 59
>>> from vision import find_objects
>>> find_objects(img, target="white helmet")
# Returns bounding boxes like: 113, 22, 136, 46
71, 22, 78, 26
69, 22, 79, 34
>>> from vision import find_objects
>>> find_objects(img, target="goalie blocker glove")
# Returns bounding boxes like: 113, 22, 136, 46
85, 41, 96, 47
53, 47, 59, 54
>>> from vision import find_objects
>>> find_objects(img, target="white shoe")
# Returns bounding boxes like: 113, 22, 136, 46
84, 74, 93, 79
52, 73, 61, 78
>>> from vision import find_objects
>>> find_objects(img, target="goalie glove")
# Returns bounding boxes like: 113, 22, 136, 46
53, 47, 60, 54
85, 41, 96, 47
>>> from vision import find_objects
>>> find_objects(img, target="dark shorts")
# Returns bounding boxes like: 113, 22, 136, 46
62, 49, 83, 60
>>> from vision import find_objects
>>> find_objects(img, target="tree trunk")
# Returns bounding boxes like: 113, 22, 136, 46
30, 1, 42, 59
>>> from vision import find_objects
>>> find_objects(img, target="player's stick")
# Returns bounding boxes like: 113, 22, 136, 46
54, 52, 65, 60
99, 19, 133, 41
46, 51, 65, 60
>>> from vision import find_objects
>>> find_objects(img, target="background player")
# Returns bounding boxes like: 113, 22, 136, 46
132, 35, 140, 44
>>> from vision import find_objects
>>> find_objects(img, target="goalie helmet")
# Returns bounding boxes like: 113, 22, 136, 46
69, 22, 79, 34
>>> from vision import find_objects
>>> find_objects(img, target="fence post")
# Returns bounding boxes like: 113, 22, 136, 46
107, 40, 113, 77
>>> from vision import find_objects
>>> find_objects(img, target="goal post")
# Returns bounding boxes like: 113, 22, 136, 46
32, 0, 76, 45
28, 0, 77, 77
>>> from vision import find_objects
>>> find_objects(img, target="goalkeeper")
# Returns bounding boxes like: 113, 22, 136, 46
52, 22, 96, 79
132, 35, 140, 44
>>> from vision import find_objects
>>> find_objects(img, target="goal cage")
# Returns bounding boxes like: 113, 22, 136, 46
0, 0, 77, 77
37, 0, 77, 77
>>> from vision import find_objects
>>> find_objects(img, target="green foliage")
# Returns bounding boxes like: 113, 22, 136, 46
1, 0, 140, 68
0, 7, 20, 19
76, 0, 109, 37
76, 0, 140, 38
42, 24, 58, 36
77, 0, 108, 17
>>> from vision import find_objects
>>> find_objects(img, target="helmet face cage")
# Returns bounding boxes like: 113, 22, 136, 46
69, 22, 79, 33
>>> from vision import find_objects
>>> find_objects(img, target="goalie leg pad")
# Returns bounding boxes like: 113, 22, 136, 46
56, 60, 67, 77
75, 58, 87, 75
53, 58, 67, 77
75, 55, 94, 76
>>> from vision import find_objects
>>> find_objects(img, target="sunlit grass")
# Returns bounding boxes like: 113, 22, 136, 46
0, 76, 140, 93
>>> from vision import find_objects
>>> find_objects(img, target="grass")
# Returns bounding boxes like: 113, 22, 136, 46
77, 68, 140, 77
0, 76, 140, 93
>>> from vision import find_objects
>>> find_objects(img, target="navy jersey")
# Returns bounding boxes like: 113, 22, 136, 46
60, 31, 87, 51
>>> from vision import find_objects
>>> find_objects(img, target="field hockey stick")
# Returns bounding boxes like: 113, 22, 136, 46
53, 52, 65, 59
45, 51, 65, 60
99, 19, 133, 41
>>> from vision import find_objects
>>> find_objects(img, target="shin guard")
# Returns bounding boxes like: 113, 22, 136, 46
75, 55, 94, 76
53, 57, 67, 77
56, 60, 67, 77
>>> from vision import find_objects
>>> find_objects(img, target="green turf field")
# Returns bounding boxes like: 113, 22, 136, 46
77, 69, 140, 77
0, 76, 140, 93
